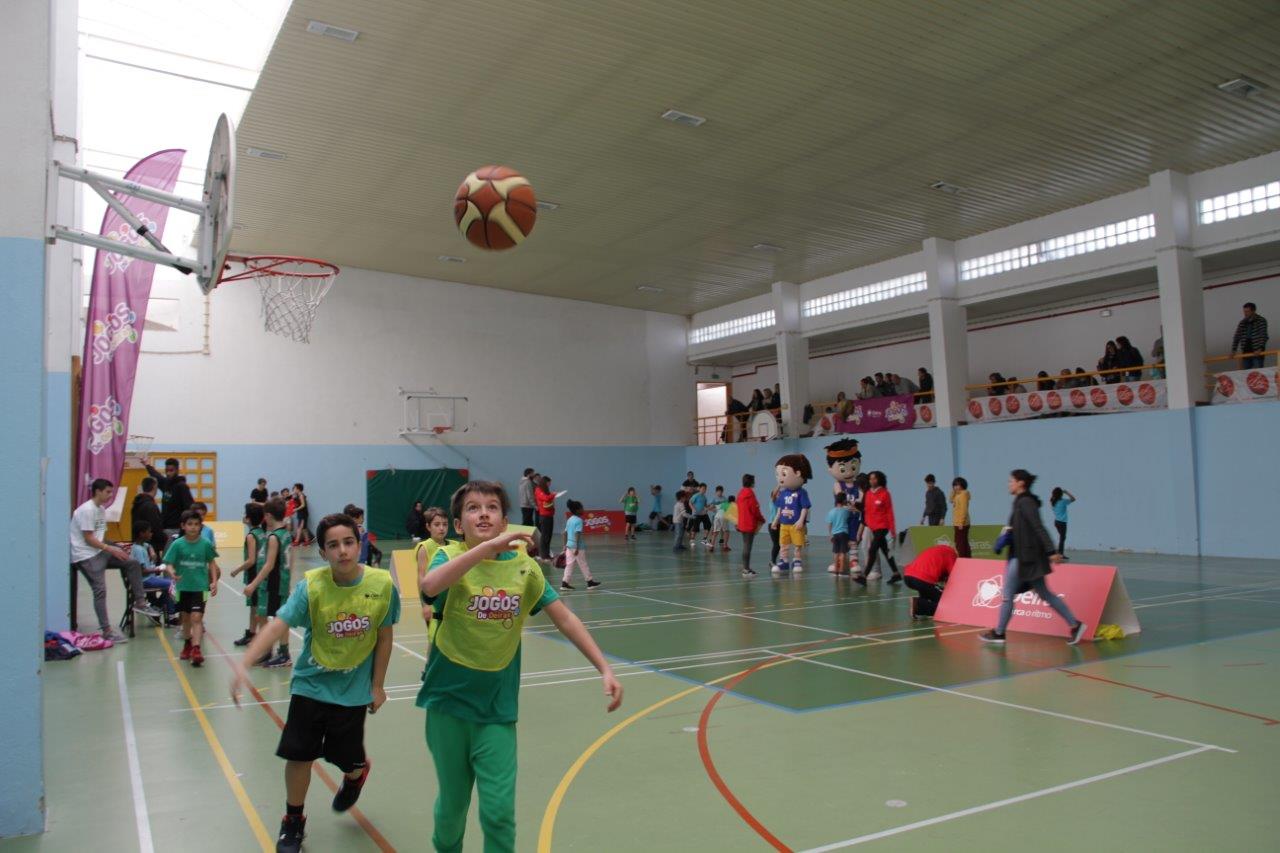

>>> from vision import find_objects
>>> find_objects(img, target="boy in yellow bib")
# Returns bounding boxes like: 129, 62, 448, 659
231, 513, 399, 853
418, 481, 622, 853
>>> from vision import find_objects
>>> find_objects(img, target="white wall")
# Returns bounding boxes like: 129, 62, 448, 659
129, 266, 694, 445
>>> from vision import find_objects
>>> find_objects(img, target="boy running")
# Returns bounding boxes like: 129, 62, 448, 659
162, 509, 221, 666
418, 481, 621, 852
244, 497, 293, 667
231, 513, 399, 853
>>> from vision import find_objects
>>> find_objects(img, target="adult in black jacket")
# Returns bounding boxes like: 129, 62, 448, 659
143, 457, 194, 532
1113, 336, 1143, 381
132, 477, 167, 554
406, 501, 426, 540
980, 469, 1086, 645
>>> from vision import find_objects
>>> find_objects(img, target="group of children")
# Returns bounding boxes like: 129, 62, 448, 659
223, 479, 622, 853
670, 482, 736, 553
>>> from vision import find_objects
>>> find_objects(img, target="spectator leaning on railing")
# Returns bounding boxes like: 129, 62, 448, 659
1114, 336, 1143, 381
917, 368, 934, 403
1096, 340, 1119, 383
1231, 302, 1268, 369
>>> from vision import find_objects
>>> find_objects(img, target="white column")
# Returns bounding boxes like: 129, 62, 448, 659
772, 281, 810, 438
923, 238, 969, 428
1149, 170, 1207, 409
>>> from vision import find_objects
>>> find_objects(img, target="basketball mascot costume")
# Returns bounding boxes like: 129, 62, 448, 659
824, 438, 864, 573
771, 453, 813, 575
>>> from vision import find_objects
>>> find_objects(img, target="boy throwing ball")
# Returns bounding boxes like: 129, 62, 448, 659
418, 481, 621, 852
230, 513, 399, 853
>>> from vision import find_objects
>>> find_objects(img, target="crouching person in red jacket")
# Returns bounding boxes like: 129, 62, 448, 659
904, 544, 957, 620
736, 474, 767, 578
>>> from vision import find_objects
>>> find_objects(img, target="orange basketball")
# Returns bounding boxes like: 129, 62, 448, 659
454, 165, 537, 250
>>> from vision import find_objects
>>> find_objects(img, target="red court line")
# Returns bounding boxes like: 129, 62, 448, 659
1223, 662, 1265, 668
696, 622, 913, 852
206, 632, 399, 851
1058, 668, 1280, 726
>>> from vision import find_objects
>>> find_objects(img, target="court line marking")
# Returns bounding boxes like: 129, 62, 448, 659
156, 628, 274, 851
116, 661, 154, 853
602, 588, 861, 637
204, 631, 397, 851
798, 746, 1216, 851
1058, 668, 1280, 725
770, 651, 1235, 752
536, 626, 975, 853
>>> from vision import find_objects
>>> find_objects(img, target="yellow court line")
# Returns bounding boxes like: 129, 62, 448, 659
157, 628, 274, 851
536, 627, 980, 852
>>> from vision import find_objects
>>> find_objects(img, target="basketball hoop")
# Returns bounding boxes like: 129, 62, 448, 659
126, 434, 154, 465
219, 255, 339, 343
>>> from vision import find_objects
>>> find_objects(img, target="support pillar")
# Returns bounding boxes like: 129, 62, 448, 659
1150, 169, 1207, 410
923, 238, 969, 428
772, 281, 810, 439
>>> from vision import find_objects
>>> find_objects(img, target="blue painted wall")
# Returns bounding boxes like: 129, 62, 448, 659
148, 442, 687, 539
43, 372, 71, 632
686, 403, 1279, 559
0, 237, 47, 835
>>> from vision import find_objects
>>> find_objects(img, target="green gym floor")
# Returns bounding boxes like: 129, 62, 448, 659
10, 535, 1280, 852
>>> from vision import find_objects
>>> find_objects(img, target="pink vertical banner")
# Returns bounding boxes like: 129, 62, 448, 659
76, 148, 186, 502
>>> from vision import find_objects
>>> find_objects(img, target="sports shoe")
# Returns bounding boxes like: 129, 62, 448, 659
264, 651, 293, 669
586, 579, 602, 589
165, 614, 182, 627
180, 639, 192, 660
133, 602, 162, 620
888, 572, 903, 585
1068, 621, 1088, 646
276, 814, 305, 853
233, 630, 256, 647
853, 573, 867, 587
560, 582, 576, 591
741, 568, 757, 578
791, 559, 804, 573
866, 569, 882, 581
332, 761, 370, 812
103, 628, 129, 644
722, 545, 731, 552
979, 630, 1006, 644
771, 561, 789, 575
190, 646, 205, 667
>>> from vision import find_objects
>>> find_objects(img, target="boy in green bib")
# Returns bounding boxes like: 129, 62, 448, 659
229, 502, 267, 647
231, 513, 399, 853
244, 497, 293, 668
418, 481, 622, 853
162, 509, 221, 667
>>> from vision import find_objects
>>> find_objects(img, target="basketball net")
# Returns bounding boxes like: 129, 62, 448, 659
220, 256, 338, 343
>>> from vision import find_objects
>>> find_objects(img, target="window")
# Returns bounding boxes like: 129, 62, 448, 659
1199, 181, 1280, 224
803, 272, 927, 318
689, 310, 775, 345
960, 215, 1155, 281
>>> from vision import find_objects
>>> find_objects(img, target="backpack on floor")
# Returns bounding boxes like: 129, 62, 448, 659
44, 631, 82, 661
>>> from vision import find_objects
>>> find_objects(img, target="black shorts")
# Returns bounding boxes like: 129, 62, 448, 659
177, 591, 206, 613
624, 514, 637, 524
276, 694, 368, 772
831, 533, 851, 554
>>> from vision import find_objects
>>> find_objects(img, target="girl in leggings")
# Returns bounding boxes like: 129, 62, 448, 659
981, 470, 1086, 645
1050, 487, 1075, 559
736, 474, 766, 577
860, 471, 900, 583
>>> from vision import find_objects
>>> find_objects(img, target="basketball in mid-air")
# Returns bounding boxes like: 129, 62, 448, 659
454, 166, 537, 250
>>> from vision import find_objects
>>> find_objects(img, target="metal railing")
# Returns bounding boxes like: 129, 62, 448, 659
964, 363, 1163, 395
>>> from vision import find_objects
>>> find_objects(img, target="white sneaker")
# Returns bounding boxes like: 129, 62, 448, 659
791, 559, 804, 573
867, 569, 882, 580
103, 628, 128, 644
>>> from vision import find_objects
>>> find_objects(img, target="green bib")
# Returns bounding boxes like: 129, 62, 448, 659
435, 546, 545, 672
304, 566, 393, 671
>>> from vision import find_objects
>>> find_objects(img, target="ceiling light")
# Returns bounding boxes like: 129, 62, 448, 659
660, 109, 707, 128
438, 255, 466, 263
306, 21, 360, 42
929, 180, 963, 195
636, 285, 664, 293
1216, 76, 1266, 97
535, 200, 560, 211
752, 242, 783, 252
245, 147, 286, 160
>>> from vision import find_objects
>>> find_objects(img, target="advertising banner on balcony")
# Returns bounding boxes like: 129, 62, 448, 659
1210, 367, 1279, 404
829, 395, 917, 433
966, 379, 1166, 423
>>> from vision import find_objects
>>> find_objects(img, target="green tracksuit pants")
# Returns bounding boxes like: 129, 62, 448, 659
425, 709, 518, 853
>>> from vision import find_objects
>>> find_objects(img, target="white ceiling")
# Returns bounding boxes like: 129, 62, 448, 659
232, 0, 1280, 315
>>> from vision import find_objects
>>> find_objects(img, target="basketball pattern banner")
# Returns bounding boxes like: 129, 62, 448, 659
1210, 368, 1280, 404
966, 379, 1167, 423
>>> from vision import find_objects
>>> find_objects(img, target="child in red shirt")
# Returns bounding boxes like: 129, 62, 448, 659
904, 544, 957, 619
736, 473, 767, 578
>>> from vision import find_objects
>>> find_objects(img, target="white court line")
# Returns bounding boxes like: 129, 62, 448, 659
603, 588, 859, 637
1133, 584, 1280, 610
799, 746, 1216, 851
769, 650, 1234, 753
116, 661, 155, 853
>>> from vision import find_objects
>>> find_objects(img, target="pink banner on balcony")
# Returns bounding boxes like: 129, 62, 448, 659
75, 148, 186, 502
832, 395, 918, 433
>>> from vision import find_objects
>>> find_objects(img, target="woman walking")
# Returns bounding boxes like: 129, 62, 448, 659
980, 470, 1086, 645
861, 470, 900, 584
1050, 487, 1075, 558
